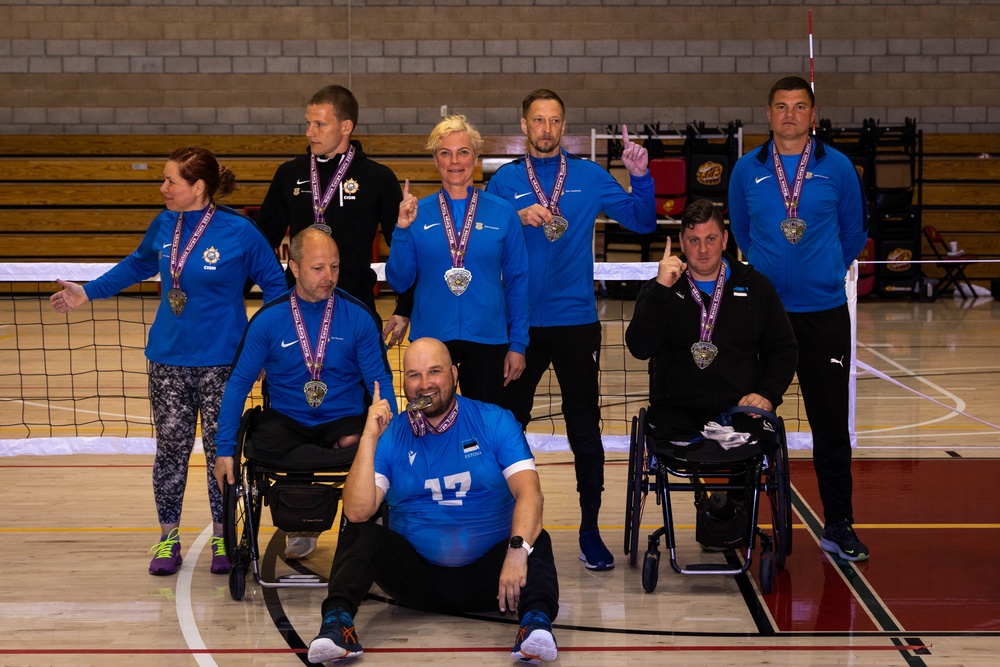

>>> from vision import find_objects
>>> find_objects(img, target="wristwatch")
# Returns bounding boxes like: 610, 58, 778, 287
508, 535, 533, 555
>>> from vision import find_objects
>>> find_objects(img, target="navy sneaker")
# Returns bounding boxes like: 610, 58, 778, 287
307, 608, 363, 663
511, 610, 558, 664
820, 519, 870, 562
579, 529, 615, 570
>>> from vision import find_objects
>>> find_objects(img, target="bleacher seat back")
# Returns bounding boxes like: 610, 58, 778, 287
650, 158, 687, 217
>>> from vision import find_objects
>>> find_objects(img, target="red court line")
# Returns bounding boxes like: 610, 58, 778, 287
0, 644, 931, 656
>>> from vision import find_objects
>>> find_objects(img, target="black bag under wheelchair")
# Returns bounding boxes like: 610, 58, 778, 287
623, 405, 793, 594
222, 405, 358, 601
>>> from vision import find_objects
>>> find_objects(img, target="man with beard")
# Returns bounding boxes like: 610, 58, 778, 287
486, 88, 656, 570
307, 338, 560, 665
214, 228, 397, 558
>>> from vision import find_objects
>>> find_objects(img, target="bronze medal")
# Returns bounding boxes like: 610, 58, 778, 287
544, 215, 569, 242
167, 289, 187, 316
691, 341, 718, 369
780, 217, 807, 244
303, 380, 328, 409
444, 267, 472, 296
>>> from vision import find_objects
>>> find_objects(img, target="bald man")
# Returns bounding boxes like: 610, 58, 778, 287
307, 338, 559, 665
214, 228, 397, 559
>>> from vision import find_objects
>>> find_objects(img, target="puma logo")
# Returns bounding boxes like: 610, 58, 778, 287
830, 356, 845, 367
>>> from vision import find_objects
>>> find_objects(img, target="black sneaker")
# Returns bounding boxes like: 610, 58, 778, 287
511, 609, 558, 664
820, 519, 870, 561
307, 608, 363, 663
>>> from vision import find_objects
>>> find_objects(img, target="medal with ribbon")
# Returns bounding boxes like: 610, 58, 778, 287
407, 396, 459, 437
524, 151, 570, 242
289, 291, 336, 408
167, 203, 216, 316
310, 145, 356, 234
771, 138, 812, 245
438, 188, 479, 296
685, 261, 728, 370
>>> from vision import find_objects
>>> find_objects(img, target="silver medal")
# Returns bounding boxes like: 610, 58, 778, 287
543, 215, 569, 242
691, 341, 718, 369
167, 289, 187, 316
310, 223, 332, 235
444, 267, 472, 296
780, 217, 807, 244
303, 380, 328, 408
406, 394, 434, 413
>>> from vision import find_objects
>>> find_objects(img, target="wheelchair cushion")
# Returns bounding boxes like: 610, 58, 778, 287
647, 436, 763, 466
245, 439, 357, 471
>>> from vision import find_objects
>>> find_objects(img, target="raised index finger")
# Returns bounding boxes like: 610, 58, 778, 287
664, 236, 672, 260
622, 124, 632, 147
372, 380, 381, 403
403, 179, 410, 198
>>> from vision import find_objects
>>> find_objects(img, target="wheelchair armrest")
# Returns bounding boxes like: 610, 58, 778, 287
724, 405, 778, 422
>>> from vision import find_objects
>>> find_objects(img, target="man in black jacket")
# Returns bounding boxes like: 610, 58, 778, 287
625, 200, 798, 442
255, 84, 411, 347
255, 84, 410, 561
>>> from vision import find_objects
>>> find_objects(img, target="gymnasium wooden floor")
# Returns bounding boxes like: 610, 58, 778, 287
2, 291, 1000, 666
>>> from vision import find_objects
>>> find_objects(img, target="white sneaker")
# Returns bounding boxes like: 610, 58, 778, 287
285, 532, 320, 559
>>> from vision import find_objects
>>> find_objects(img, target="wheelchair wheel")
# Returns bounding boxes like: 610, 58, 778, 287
641, 548, 660, 593
768, 417, 793, 568
626, 410, 647, 567
229, 562, 246, 601
624, 413, 638, 558
759, 549, 776, 595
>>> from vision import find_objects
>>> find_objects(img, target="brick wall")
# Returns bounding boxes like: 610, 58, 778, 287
2, 0, 998, 135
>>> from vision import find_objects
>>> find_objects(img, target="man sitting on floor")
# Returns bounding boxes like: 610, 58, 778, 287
307, 337, 559, 665
214, 227, 397, 559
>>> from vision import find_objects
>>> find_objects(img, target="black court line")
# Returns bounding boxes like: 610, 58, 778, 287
790, 488, 929, 666
260, 533, 312, 666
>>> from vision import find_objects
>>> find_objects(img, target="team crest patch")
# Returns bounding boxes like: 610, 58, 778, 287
463, 438, 480, 457
343, 178, 359, 195
475, 222, 483, 230
203, 246, 220, 264
696, 161, 723, 186
293, 187, 301, 196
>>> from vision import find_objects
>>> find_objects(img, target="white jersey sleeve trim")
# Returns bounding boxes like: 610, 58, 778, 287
374, 472, 390, 494
501, 458, 536, 480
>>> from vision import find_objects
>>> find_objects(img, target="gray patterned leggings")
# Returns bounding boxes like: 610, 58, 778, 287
148, 361, 230, 525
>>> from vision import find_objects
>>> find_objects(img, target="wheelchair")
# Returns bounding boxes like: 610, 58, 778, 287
222, 405, 357, 601
623, 405, 792, 594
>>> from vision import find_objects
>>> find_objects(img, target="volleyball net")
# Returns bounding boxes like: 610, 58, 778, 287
0, 260, 872, 456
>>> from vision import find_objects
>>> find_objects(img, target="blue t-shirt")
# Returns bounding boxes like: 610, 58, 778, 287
373, 396, 536, 566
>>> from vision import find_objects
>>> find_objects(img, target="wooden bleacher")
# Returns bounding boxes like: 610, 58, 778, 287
0, 133, 597, 262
